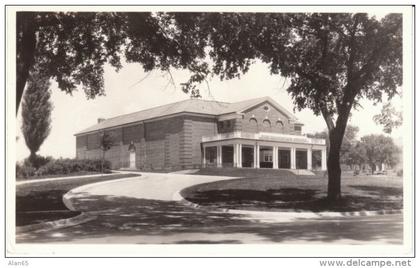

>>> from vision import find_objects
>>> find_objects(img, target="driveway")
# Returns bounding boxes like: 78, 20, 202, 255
16, 172, 403, 245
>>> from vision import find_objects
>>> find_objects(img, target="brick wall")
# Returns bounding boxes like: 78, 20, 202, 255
240, 101, 301, 135
75, 101, 301, 170
190, 116, 218, 167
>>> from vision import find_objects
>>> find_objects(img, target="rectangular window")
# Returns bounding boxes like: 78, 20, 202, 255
122, 124, 142, 144
76, 135, 87, 148
294, 125, 302, 131
87, 133, 99, 150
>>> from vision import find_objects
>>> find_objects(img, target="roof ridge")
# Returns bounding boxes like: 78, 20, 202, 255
97, 98, 191, 123
96, 98, 231, 124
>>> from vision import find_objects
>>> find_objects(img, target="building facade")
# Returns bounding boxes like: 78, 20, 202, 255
75, 96, 327, 171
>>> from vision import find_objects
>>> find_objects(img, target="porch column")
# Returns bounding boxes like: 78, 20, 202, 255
307, 148, 312, 170
273, 145, 279, 169
291, 147, 296, 169
321, 147, 327, 171
238, 144, 242, 168
254, 144, 260, 168
217, 145, 222, 168
202, 146, 206, 168
233, 144, 238, 168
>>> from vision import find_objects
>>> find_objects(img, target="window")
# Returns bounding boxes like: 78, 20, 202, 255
276, 120, 284, 127
294, 125, 302, 131
264, 155, 273, 162
263, 105, 270, 112
249, 118, 258, 132
262, 119, 271, 130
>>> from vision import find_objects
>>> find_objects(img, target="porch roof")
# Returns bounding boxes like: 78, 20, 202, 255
202, 132, 326, 146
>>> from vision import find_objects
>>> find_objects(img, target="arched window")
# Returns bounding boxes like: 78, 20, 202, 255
249, 118, 258, 132
276, 120, 284, 127
262, 119, 271, 131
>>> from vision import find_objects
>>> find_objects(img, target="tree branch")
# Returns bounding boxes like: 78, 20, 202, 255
321, 107, 335, 131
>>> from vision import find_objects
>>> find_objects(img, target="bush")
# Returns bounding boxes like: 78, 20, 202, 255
28, 155, 53, 169
16, 162, 36, 178
16, 158, 112, 179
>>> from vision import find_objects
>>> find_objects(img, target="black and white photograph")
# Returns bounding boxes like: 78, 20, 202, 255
4, 4, 415, 261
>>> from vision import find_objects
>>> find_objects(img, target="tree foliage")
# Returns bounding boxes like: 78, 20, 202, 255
16, 12, 403, 200
360, 134, 400, 173
373, 102, 403, 134
344, 141, 367, 169
171, 13, 402, 199
340, 125, 360, 166
21, 67, 53, 165
16, 12, 218, 113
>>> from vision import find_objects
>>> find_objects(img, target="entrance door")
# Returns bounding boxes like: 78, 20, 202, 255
129, 151, 136, 169
279, 149, 291, 169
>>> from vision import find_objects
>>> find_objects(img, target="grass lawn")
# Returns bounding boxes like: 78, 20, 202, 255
182, 168, 403, 212
16, 173, 139, 226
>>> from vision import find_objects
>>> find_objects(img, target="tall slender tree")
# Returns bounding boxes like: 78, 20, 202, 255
21, 68, 53, 166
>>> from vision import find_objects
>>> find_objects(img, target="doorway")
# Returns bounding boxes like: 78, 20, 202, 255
129, 152, 136, 169
278, 149, 291, 169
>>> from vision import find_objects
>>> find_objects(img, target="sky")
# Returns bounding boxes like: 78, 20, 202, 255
15, 61, 403, 161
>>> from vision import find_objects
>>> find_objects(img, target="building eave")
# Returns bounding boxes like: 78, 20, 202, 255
74, 111, 217, 136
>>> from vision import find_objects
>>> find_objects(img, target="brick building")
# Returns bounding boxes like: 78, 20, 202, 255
75, 96, 327, 171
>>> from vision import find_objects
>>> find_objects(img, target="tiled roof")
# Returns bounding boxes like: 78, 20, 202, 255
75, 96, 298, 135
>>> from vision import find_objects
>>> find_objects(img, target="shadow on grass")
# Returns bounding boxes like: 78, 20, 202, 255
15, 174, 139, 226
349, 185, 403, 197
16, 190, 79, 226
183, 188, 320, 210
17, 194, 403, 244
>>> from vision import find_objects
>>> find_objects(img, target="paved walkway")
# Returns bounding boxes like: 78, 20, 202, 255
16, 172, 403, 245
65, 172, 233, 201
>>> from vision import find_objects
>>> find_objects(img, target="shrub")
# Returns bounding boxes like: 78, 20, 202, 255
28, 155, 53, 169
16, 158, 112, 179
16, 162, 36, 178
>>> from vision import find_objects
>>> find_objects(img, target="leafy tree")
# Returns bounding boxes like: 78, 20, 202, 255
170, 13, 402, 200
17, 12, 402, 201
16, 12, 121, 114
308, 125, 359, 167
345, 141, 367, 170
360, 134, 400, 174
16, 12, 213, 114
340, 125, 360, 166
99, 132, 114, 173
21, 67, 53, 167
373, 102, 403, 134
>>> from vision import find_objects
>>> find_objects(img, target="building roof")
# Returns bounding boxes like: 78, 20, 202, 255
75, 96, 299, 135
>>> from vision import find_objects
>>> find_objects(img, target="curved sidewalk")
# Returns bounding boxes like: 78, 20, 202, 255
65, 172, 234, 202
64, 172, 401, 224
18, 172, 403, 244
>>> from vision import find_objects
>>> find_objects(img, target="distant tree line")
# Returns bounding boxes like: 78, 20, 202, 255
307, 125, 401, 174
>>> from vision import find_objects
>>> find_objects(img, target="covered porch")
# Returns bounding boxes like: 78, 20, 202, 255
201, 132, 327, 171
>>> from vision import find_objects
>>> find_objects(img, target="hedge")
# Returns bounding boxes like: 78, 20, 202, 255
16, 158, 111, 179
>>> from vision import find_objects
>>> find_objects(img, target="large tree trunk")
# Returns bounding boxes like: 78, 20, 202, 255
370, 163, 376, 174
327, 130, 343, 200
16, 12, 37, 115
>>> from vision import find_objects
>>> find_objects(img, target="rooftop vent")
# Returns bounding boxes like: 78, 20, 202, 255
97, 118, 106, 124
